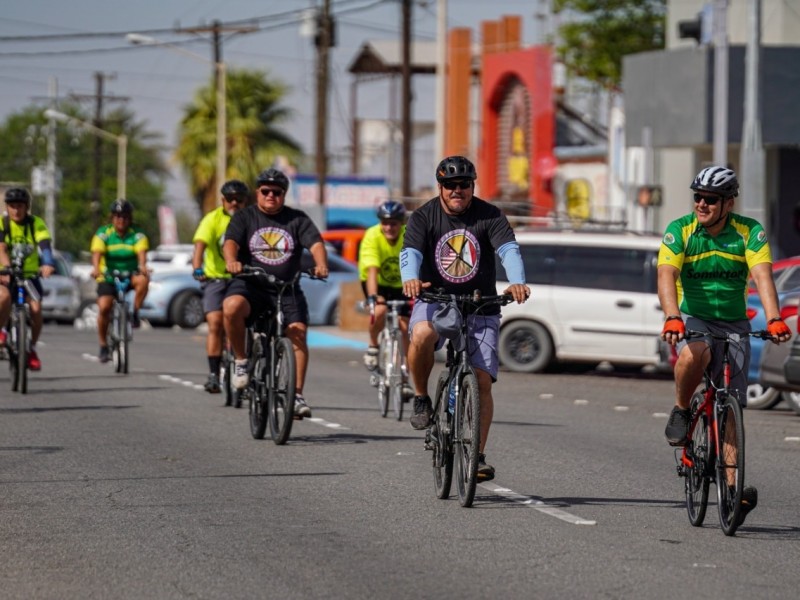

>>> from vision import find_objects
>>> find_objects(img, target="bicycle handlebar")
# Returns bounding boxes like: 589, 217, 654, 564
237, 265, 325, 285
685, 328, 775, 342
417, 289, 514, 308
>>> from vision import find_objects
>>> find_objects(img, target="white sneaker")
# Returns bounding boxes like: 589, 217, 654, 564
363, 346, 379, 371
232, 359, 249, 390
294, 395, 312, 419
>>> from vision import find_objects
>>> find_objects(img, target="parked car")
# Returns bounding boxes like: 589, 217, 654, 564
744, 256, 800, 408
494, 229, 671, 373
146, 244, 194, 274
41, 250, 81, 323
137, 250, 358, 329
756, 289, 800, 415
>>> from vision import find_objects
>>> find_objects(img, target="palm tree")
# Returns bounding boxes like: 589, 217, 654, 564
176, 68, 303, 214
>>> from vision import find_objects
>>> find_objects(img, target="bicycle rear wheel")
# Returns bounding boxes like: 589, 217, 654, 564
716, 394, 745, 536
455, 372, 481, 507
685, 392, 710, 526
268, 337, 297, 445
431, 370, 453, 499
112, 305, 129, 374
389, 331, 404, 421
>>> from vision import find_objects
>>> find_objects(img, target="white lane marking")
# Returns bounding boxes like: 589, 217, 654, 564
83, 353, 99, 362
539, 393, 554, 399
574, 399, 589, 405
653, 412, 669, 418
479, 481, 597, 526
614, 405, 630, 412
305, 417, 350, 430
785, 436, 800, 442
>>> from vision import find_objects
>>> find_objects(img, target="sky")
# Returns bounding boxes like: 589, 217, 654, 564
0, 0, 551, 215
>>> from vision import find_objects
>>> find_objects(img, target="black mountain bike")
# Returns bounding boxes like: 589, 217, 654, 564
1, 244, 35, 394
677, 328, 773, 536
421, 289, 512, 507
238, 266, 321, 445
106, 270, 134, 374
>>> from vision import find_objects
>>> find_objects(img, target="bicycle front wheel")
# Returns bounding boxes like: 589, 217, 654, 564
376, 333, 389, 417
10, 311, 28, 394
388, 331, 405, 421
113, 305, 129, 374
431, 370, 453, 499
268, 337, 297, 445
685, 392, 710, 526
455, 372, 481, 507
249, 340, 268, 439
716, 394, 745, 536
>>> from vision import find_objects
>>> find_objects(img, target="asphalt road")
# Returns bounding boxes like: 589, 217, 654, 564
2, 324, 800, 600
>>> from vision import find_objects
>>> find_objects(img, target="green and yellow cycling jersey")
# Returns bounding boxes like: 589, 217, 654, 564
90, 224, 149, 277
657, 212, 771, 322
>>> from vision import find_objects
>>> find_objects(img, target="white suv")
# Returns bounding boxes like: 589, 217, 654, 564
496, 229, 670, 372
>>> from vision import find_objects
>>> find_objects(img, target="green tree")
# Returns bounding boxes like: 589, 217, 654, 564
0, 104, 170, 257
176, 67, 303, 215
553, 0, 666, 90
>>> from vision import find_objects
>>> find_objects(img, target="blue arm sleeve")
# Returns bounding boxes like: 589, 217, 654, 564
40, 240, 55, 266
497, 241, 525, 285
400, 247, 423, 282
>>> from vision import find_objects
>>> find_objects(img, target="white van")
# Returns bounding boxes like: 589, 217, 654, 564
496, 229, 670, 372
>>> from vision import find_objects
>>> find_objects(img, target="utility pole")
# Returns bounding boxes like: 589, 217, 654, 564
712, 0, 729, 167
401, 0, 412, 199
740, 0, 765, 227
315, 0, 333, 206
45, 77, 58, 246
434, 0, 447, 162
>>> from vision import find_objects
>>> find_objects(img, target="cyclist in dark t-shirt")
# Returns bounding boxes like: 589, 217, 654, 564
222, 168, 328, 419
400, 155, 530, 481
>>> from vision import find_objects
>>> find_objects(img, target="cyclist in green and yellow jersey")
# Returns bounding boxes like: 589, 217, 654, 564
90, 199, 150, 363
0, 187, 56, 370
192, 179, 249, 393
658, 165, 792, 526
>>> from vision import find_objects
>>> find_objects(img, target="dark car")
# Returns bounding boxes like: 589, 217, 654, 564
757, 289, 800, 415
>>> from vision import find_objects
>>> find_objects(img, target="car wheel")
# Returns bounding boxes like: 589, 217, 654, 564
498, 321, 554, 373
170, 291, 204, 329
745, 383, 782, 410
782, 391, 800, 416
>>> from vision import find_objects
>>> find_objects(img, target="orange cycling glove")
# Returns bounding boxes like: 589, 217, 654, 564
661, 315, 685, 338
767, 317, 791, 339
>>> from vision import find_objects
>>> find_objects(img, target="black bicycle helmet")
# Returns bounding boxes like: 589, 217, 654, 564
376, 200, 406, 221
255, 168, 290, 192
4, 187, 31, 204
110, 199, 134, 214
690, 166, 739, 198
435, 155, 477, 183
220, 179, 249, 199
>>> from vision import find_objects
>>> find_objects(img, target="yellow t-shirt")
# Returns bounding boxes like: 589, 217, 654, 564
357, 223, 405, 288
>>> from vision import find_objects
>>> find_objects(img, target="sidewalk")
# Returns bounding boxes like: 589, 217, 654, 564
309, 325, 369, 350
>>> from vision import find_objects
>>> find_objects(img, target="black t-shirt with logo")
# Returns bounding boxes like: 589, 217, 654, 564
403, 196, 516, 314
226, 204, 322, 286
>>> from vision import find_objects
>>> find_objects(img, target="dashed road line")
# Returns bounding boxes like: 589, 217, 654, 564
479, 482, 597, 526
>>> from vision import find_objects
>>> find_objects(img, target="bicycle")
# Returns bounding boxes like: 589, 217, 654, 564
676, 328, 773, 536
105, 270, 134, 374
420, 289, 513, 507
1, 244, 35, 394
237, 266, 322, 445
367, 298, 413, 420
221, 333, 241, 408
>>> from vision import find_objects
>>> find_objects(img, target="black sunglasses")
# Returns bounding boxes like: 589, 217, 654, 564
259, 187, 284, 197
693, 193, 724, 205
223, 196, 244, 203
441, 180, 472, 191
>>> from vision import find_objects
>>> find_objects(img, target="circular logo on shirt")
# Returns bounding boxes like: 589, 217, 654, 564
380, 256, 401, 285
249, 227, 294, 266
435, 230, 480, 283
757, 230, 766, 243
664, 233, 675, 245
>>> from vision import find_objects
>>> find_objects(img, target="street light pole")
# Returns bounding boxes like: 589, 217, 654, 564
44, 109, 127, 199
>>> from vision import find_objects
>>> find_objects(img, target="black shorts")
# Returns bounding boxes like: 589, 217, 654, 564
360, 282, 410, 317
225, 277, 309, 326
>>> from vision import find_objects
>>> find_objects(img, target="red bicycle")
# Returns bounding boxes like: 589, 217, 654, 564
677, 328, 773, 536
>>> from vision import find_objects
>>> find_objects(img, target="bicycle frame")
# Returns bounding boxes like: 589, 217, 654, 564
106, 270, 133, 374
369, 298, 412, 420
2, 244, 35, 394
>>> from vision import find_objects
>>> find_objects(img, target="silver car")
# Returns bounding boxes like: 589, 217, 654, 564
41, 251, 81, 323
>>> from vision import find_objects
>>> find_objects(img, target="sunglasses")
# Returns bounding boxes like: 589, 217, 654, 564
441, 180, 472, 191
223, 196, 244, 204
693, 193, 724, 206
259, 187, 284, 197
